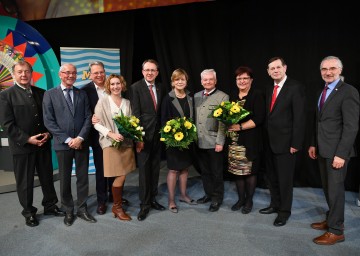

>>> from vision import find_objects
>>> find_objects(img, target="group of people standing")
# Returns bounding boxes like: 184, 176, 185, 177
0, 55, 358, 246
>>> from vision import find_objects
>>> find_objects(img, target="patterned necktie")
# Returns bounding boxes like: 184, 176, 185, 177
269, 85, 279, 112
149, 84, 157, 110
64, 88, 74, 113
25, 87, 32, 97
319, 83, 329, 110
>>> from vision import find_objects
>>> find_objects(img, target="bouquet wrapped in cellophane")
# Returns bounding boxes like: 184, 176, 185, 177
160, 117, 197, 150
112, 111, 144, 149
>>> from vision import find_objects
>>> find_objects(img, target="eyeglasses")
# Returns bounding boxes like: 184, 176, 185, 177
61, 71, 77, 76
91, 71, 105, 76
236, 77, 251, 81
143, 69, 158, 73
320, 67, 339, 72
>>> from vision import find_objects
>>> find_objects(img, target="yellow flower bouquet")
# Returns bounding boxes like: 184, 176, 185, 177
112, 111, 144, 149
209, 100, 250, 126
160, 117, 197, 150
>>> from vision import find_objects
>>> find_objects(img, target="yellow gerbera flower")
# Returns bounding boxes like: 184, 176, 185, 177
163, 125, 171, 133
184, 121, 192, 129
174, 132, 184, 141
213, 108, 223, 117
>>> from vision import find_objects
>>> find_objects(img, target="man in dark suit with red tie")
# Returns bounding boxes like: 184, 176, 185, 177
260, 57, 306, 227
0, 60, 65, 227
128, 59, 165, 221
308, 56, 359, 245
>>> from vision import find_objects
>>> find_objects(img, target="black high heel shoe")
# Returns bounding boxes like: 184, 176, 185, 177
241, 202, 253, 214
231, 200, 245, 211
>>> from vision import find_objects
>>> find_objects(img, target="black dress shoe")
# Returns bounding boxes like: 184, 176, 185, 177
274, 216, 288, 227
151, 201, 165, 211
209, 202, 221, 212
64, 213, 75, 226
197, 195, 211, 204
231, 200, 245, 211
44, 206, 66, 217
77, 211, 97, 223
137, 209, 149, 221
122, 198, 130, 206
259, 206, 278, 214
96, 203, 107, 215
25, 216, 39, 227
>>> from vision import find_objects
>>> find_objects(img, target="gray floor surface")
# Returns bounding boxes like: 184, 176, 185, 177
0, 163, 359, 256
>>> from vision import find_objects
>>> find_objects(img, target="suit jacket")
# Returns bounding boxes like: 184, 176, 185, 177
194, 89, 229, 149
0, 85, 51, 155
81, 81, 101, 148
312, 80, 359, 159
128, 79, 163, 142
43, 85, 92, 151
265, 77, 306, 154
160, 89, 194, 126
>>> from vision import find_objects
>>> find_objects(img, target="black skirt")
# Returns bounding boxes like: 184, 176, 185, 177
165, 146, 193, 171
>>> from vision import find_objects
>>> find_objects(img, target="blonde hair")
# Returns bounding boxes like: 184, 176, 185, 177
104, 74, 127, 94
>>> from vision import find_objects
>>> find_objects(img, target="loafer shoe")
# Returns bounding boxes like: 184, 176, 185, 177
313, 232, 345, 245
197, 195, 211, 204
137, 209, 149, 221
44, 206, 66, 217
259, 206, 278, 214
209, 202, 221, 212
311, 220, 328, 230
151, 201, 165, 211
273, 216, 288, 227
77, 211, 97, 223
96, 203, 107, 215
64, 213, 75, 226
25, 216, 39, 227
241, 206, 252, 214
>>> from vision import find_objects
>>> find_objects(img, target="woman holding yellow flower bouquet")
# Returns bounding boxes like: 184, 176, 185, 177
94, 74, 136, 221
227, 66, 265, 214
160, 68, 197, 213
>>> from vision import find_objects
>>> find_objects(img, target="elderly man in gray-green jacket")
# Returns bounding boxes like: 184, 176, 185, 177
194, 69, 229, 212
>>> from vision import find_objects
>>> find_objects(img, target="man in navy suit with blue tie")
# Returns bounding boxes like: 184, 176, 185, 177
43, 63, 95, 226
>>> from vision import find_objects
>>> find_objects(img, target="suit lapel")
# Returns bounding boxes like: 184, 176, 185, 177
321, 81, 343, 112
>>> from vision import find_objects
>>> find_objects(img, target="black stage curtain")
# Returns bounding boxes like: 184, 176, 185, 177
28, 1, 360, 191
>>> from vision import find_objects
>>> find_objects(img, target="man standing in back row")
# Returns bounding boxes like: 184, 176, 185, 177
261, 57, 306, 227
309, 56, 359, 245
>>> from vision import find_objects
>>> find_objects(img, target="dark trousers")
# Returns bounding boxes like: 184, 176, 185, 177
265, 146, 296, 218
318, 156, 347, 235
137, 134, 161, 209
13, 149, 58, 217
196, 147, 224, 203
56, 148, 89, 213
92, 146, 114, 204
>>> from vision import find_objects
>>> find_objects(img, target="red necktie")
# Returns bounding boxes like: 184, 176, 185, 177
319, 83, 329, 110
269, 85, 279, 112
149, 84, 157, 110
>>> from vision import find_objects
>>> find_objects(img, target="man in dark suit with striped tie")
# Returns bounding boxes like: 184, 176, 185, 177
43, 63, 95, 226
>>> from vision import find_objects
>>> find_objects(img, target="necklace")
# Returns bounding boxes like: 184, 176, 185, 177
175, 90, 186, 98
